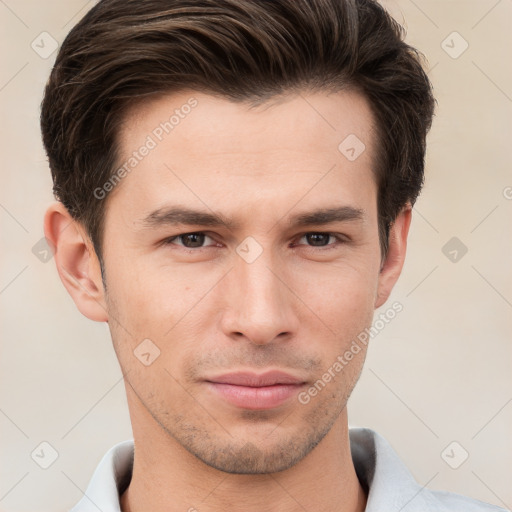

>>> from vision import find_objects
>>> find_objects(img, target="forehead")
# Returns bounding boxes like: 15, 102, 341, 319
118, 88, 376, 159
108, 89, 378, 226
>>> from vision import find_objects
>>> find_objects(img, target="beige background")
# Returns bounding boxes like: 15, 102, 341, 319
0, 1, 511, 511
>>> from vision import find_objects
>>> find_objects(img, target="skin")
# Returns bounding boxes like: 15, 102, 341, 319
45, 89, 411, 512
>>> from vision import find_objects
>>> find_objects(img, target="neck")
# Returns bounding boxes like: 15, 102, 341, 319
121, 390, 367, 512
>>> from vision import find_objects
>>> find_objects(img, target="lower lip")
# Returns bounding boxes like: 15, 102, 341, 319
206, 382, 303, 410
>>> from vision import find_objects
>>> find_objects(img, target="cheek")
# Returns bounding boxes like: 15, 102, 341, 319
291, 259, 377, 337
105, 257, 199, 334
104, 259, 227, 382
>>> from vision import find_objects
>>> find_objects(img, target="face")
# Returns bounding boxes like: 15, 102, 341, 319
97, 89, 389, 473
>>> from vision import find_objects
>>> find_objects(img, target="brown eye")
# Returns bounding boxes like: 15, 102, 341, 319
164, 232, 216, 249
296, 232, 344, 248
180, 233, 206, 248
304, 233, 332, 246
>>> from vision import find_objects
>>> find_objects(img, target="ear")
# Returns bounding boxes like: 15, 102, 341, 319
44, 202, 108, 322
375, 203, 412, 309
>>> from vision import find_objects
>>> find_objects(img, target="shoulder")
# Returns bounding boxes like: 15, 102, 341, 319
348, 427, 509, 512
428, 489, 509, 512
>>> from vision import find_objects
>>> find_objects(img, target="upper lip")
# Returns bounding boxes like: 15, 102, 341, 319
205, 370, 305, 387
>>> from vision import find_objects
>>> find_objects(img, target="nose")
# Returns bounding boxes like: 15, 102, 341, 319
219, 249, 299, 346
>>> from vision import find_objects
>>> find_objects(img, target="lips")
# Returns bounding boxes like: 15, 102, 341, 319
207, 370, 304, 387
205, 371, 305, 410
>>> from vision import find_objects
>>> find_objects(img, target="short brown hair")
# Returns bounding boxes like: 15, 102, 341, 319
41, 0, 435, 260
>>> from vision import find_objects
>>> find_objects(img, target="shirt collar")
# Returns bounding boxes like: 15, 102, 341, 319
350, 427, 446, 511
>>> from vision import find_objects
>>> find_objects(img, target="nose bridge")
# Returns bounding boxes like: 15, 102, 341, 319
222, 242, 296, 344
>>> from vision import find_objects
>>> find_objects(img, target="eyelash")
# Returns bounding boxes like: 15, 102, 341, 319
162, 231, 348, 251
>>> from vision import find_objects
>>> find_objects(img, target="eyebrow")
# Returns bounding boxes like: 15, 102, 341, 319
142, 207, 237, 230
289, 206, 364, 227
141, 205, 364, 230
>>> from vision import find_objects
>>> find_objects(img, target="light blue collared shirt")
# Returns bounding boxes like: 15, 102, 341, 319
70, 427, 508, 512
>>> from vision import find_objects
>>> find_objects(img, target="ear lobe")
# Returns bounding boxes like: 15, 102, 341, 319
375, 203, 412, 309
44, 202, 108, 322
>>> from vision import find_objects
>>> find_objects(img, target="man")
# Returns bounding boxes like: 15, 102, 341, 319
40, 0, 505, 511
